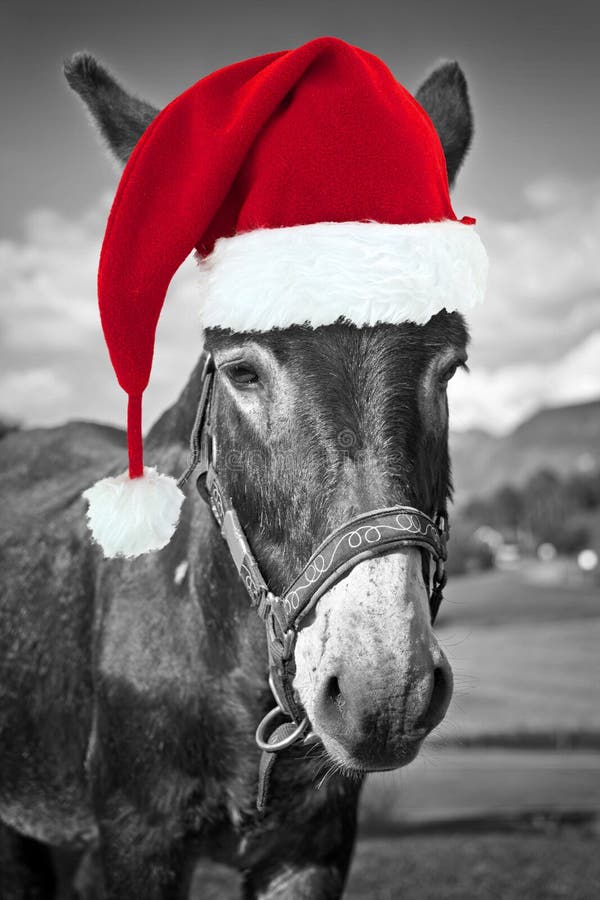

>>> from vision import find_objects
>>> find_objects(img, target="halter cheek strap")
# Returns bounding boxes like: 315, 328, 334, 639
178, 352, 449, 810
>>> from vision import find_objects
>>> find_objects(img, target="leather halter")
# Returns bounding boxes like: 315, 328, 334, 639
178, 352, 449, 810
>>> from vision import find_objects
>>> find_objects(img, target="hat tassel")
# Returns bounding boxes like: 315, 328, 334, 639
82, 394, 184, 559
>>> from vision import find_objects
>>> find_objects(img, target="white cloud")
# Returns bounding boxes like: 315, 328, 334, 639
467, 175, 600, 372
0, 196, 202, 431
449, 329, 600, 434
0, 367, 71, 421
446, 174, 600, 433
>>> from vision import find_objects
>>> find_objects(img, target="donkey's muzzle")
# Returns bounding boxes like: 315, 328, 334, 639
294, 551, 453, 771
312, 650, 453, 769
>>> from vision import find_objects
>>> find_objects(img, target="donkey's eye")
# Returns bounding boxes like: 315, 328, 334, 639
439, 360, 468, 385
225, 363, 260, 386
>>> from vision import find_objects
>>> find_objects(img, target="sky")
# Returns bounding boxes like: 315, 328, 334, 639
1, 0, 599, 435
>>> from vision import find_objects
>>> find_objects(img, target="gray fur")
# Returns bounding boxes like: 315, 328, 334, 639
64, 53, 159, 164
415, 61, 473, 186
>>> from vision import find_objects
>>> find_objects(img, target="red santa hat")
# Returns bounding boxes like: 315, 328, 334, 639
83, 36, 488, 558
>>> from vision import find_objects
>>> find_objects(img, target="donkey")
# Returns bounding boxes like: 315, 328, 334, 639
0, 51, 475, 899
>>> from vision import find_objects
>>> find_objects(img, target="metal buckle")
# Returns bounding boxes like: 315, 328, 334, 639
435, 558, 447, 591
436, 511, 450, 550
267, 614, 296, 663
255, 707, 309, 753
268, 596, 290, 637
195, 430, 214, 503
179, 353, 215, 496
257, 590, 274, 621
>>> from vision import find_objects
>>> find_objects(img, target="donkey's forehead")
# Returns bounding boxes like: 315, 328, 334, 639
204, 312, 469, 368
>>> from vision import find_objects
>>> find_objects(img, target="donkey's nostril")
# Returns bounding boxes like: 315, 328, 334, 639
326, 675, 344, 712
420, 663, 452, 731
313, 673, 347, 736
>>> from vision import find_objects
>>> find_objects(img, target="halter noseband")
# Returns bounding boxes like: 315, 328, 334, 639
178, 352, 449, 809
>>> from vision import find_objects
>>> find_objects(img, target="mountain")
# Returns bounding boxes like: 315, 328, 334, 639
450, 398, 600, 503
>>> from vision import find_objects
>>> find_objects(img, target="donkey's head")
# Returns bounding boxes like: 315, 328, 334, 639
67, 46, 475, 773
203, 318, 465, 769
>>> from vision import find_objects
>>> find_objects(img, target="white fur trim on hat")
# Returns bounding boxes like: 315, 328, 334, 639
198, 220, 488, 332
83, 466, 184, 559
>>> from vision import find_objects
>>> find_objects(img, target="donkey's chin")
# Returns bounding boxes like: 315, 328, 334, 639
311, 726, 428, 777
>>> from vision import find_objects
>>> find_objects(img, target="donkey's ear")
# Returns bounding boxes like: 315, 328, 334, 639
415, 61, 473, 188
64, 52, 160, 165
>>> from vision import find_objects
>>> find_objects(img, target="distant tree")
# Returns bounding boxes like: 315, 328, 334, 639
0, 419, 19, 440
552, 521, 590, 554
456, 464, 600, 559
462, 496, 492, 523
522, 469, 570, 543
568, 470, 600, 510
447, 519, 495, 575
493, 484, 523, 530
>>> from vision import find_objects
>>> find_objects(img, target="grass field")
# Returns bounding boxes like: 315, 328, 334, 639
361, 750, 600, 826
430, 565, 600, 740
192, 828, 600, 900
345, 831, 600, 900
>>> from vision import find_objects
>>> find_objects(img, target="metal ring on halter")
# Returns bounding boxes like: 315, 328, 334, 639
255, 707, 309, 752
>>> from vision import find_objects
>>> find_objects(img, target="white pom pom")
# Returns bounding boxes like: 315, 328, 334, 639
82, 466, 185, 559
